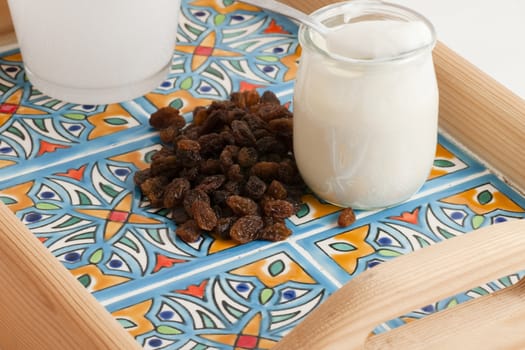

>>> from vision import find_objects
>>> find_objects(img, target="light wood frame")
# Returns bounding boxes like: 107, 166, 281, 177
1, 1, 525, 348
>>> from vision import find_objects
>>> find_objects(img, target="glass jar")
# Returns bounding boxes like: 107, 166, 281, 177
293, 0, 438, 209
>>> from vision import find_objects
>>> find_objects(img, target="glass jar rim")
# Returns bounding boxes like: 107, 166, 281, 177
298, 0, 437, 65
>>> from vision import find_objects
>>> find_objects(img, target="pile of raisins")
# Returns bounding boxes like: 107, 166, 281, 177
134, 90, 312, 243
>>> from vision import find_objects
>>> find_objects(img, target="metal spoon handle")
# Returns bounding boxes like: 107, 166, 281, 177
240, 0, 329, 34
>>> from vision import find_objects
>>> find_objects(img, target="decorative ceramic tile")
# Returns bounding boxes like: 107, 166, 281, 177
0, 0, 524, 349
296, 174, 525, 284
105, 244, 338, 350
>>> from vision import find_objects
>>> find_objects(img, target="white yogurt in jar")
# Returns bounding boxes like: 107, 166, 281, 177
293, 4, 438, 209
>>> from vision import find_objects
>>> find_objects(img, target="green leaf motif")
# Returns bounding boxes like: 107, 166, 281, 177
146, 229, 163, 244
0, 197, 17, 205
204, 66, 224, 79
416, 236, 431, 248
34, 119, 48, 132
157, 325, 182, 335
200, 312, 216, 328
36, 202, 61, 210
260, 288, 274, 305
101, 183, 119, 198
228, 60, 245, 73
77, 274, 91, 288
256, 55, 279, 62
76, 191, 92, 205
69, 232, 95, 241
180, 77, 193, 90
7, 126, 24, 139
145, 150, 157, 164
272, 311, 299, 323
57, 216, 82, 228
268, 260, 285, 277
214, 14, 226, 25
104, 117, 128, 126
433, 159, 455, 168
119, 237, 139, 252
236, 41, 257, 51
472, 215, 485, 229
183, 23, 202, 36
169, 98, 184, 110
437, 227, 456, 239
377, 249, 402, 257
118, 319, 137, 329
63, 113, 86, 120
89, 249, 104, 264
477, 190, 493, 205
294, 203, 309, 218
329, 242, 356, 252
223, 0, 234, 6
446, 298, 459, 309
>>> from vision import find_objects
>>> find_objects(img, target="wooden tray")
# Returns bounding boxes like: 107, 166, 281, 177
1, 0, 524, 348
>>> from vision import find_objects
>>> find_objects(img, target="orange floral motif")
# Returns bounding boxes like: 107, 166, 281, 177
145, 89, 213, 116
201, 312, 277, 349
441, 184, 524, 215
87, 104, 139, 140
176, 280, 208, 298
0, 88, 46, 128
176, 31, 243, 71
320, 225, 375, 275
71, 264, 130, 292
231, 252, 315, 288
190, 0, 259, 14
1, 181, 35, 213
76, 193, 162, 241
112, 300, 155, 337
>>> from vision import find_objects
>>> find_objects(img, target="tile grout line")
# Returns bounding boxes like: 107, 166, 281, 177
99, 239, 287, 307
289, 239, 344, 289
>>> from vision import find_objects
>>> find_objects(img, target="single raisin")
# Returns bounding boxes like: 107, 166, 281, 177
183, 189, 210, 215
244, 175, 267, 200
213, 217, 235, 239
230, 215, 263, 243
150, 106, 185, 130
198, 133, 224, 157
191, 200, 218, 231
226, 195, 259, 216
338, 208, 356, 227
150, 155, 179, 177
196, 175, 226, 193
159, 125, 180, 144
259, 221, 292, 241
263, 199, 294, 220
176, 220, 201, 243
172, 207, 190, 225
199, 158, 222, 175
250, 161, 280, 181
260, 90, 280, 105
199, 109, 225, 135
133, 168, 151, 187
226, 164, 244, 182
176, 139, 201, 167
164, 178, 191, 208
231, 120, 256, 146
255, 135, 286, 154
192, 106, 208, 125
140, 176, 169, 207
237, 147, 258, 168
266, 180, 287, 200
268, 118, 293, 139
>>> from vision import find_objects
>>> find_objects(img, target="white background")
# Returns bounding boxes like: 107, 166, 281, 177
391, 0, 525, 99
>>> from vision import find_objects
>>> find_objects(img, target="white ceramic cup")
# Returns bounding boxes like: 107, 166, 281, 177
293, 1, 438, 210
7, 0, 180, 104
